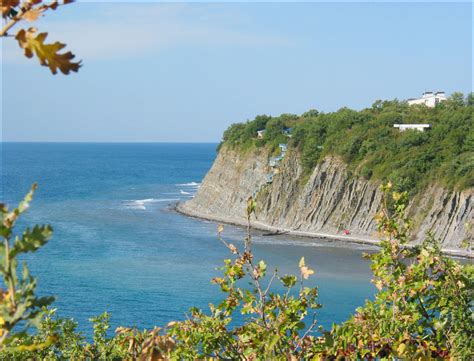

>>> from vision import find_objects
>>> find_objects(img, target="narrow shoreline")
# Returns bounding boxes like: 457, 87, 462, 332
175, 202, 473, 260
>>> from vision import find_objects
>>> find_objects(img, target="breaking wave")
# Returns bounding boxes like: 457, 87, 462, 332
176, 182, 201, 187
123, 198, 179, 210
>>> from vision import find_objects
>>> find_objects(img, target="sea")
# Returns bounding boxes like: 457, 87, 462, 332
1, 143, 376, 336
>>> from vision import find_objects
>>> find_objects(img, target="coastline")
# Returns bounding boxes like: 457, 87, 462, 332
175, 202, 473, 260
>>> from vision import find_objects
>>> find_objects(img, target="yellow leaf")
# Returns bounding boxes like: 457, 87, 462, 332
299, 257, 314, 279
299, 257, 305, 268
246, 196, 256, 216
15, 27, 81, 75
397, 342, 407, 355
301, 266, 314, 280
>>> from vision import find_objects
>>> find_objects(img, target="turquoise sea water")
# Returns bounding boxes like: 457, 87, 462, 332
1, 143, 375, 335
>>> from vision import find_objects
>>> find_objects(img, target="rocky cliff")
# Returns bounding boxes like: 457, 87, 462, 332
178, 146, 473, 256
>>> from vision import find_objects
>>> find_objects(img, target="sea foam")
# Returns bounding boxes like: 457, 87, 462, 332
177, 182, 201, 187
123, 198, 179, 210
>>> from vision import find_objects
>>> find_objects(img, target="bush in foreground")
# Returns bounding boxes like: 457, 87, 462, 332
0, 184, 472, 359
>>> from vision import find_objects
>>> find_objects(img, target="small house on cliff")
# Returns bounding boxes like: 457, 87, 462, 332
393, 124, 431, 132
407, 91, 446, 107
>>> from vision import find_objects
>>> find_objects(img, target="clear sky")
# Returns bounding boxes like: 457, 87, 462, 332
1, 1, 472, 142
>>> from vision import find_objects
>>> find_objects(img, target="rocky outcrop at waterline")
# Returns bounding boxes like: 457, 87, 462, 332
177, 146, 473, 256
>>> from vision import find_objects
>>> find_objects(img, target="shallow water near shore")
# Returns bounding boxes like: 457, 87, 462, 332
1, 143, 375, 336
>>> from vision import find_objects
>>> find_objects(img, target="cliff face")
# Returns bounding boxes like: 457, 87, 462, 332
178, 146, 473, 252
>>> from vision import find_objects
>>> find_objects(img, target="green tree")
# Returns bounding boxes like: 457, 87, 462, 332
466, 92, 474, 106
446, 92, 465, 108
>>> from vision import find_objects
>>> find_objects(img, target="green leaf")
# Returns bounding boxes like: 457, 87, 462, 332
11, 225, 52, 258
267, 333, 280, 351
280, 275, 297, 288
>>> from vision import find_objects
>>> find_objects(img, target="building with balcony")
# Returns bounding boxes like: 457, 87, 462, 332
407, 91, 447, 107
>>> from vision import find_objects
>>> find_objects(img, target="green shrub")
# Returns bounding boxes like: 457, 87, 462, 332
1, 185, 472, 359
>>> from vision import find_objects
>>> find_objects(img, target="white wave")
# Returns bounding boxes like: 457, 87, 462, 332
177, 182, 201, 187
180, 190, 192, 195
123, 201, 147, 210
123, 198, 179, 210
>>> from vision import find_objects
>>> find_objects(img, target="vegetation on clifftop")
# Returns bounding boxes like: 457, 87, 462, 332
219, 93, 474, 193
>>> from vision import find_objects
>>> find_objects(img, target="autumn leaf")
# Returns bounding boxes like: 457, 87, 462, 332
299, 257, 306, 268
397, 342, 407, 355
301, 266, 314, 280
1, 0, 19, 18
373, 279, 383, 290
299, 257, 315, 280
22, 9, 42, 22
246, 196, 256, 217
228, 243, 238, 254
15, 27, 81, 75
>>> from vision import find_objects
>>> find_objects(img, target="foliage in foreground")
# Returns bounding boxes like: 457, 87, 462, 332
220, 94, 474, 193
1, 0, 80, 74
0, 184, 472, 360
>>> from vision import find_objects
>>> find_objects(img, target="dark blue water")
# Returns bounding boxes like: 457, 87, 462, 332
1, 143, 375, 336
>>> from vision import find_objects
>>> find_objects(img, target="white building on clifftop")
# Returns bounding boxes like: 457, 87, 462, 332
407, 91, 447, 107
393, 124, 431, 132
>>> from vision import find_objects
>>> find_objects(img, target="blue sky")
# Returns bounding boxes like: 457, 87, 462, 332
1, 1, 472, 142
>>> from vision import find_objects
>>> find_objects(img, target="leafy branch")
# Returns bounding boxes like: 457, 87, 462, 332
1, 0, 81, 74
0, 184, 471, 359
0, 184, 55, 348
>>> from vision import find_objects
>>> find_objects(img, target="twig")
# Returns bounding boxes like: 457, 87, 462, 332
1, 1, 71, 37
297, 313, 318, 350
0, 0, 33, 37
264, 269, 278, 295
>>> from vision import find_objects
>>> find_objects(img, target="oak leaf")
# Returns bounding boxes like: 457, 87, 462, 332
15, 27, 81, 74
